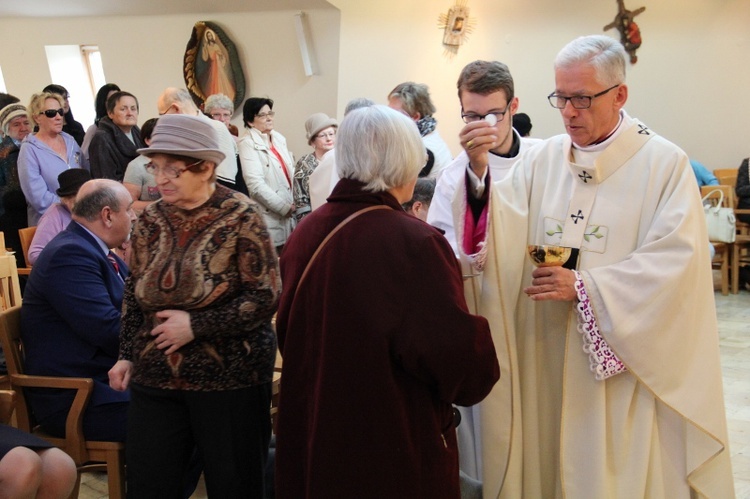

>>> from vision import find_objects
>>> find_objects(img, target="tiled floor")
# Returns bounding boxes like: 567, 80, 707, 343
78, 289, 749, 498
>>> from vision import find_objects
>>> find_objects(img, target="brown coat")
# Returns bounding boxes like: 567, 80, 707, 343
275, 178, 499, 498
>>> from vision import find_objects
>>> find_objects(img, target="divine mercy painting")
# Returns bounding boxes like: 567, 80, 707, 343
183, 21, 246, 111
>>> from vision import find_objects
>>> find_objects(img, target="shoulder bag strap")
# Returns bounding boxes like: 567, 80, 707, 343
293, 205, 392, 302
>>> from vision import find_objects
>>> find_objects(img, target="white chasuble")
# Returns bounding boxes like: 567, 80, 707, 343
468, 114, 734, 499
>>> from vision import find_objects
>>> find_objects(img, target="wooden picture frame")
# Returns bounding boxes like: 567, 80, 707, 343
183, 21, 246, 111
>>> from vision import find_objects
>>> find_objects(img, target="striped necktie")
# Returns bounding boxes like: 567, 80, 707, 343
107, 251, 123, 281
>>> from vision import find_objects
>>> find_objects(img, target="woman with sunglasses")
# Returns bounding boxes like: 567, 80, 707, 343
18, 92, 88, 225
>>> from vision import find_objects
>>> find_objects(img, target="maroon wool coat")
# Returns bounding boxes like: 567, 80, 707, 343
275, 179, 499, 498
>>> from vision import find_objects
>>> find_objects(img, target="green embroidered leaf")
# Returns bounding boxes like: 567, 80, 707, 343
546, 230, 555, 236
584, 234, 590, 242
591, 226, 600, 233
594, 233, 603, 239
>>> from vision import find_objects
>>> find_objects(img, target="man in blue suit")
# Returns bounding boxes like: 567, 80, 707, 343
21, 179, 136, 442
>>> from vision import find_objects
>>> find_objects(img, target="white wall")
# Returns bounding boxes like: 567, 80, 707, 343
0, 8, 340, 158
330, 0, 750, 170
1, 0, 748, 169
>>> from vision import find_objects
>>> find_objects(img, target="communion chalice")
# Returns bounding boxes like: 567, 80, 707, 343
527, 244, 572, 267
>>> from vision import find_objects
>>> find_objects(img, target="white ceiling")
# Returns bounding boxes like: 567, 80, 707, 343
0, 0, 332, 18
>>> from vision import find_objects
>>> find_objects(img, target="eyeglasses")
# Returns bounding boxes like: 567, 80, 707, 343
145, 159, 204, 179
39, 108, 65, 118
315, 131, 336, 140
158, 104, 176, 116
547, 84, 619, 110
461, 103, 510, 124
210, 112, 231, 120
256, 111, 275, 119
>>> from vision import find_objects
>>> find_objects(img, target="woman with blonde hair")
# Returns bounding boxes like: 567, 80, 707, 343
18, 92, 88, 225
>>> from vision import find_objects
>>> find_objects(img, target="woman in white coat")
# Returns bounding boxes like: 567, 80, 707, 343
239, 97, 295, 253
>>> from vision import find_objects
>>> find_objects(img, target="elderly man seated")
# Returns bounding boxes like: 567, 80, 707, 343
20, 179, 136, 441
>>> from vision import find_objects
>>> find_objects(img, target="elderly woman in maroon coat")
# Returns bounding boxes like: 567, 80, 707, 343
275, 105, 500, 498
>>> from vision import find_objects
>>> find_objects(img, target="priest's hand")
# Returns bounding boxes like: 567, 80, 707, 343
524, 267, 577, 301
151, 310, 196, 355
459, 121, 497, 179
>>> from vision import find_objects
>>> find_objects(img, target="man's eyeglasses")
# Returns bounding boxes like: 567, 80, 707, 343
461, 103, 510, 124
39, 108, 65, 118
547, 84, 619, 110
145, 159, 204, 179
210, 112, 231, 120
256, 111, 275, 119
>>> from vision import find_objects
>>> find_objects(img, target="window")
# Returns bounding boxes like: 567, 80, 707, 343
44, 45, 106, 128
0, 65, 7, 94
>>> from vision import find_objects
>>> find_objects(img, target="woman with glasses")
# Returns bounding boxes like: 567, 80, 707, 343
292, 112, 337, 222
109, 114, 280, 498
204, 93, 239, 138
18, 92, 88, 225
239, 97, 295, 253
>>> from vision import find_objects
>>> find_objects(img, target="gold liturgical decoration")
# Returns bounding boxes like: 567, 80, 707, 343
603, 0, 645, 64
438, 0, 475, 58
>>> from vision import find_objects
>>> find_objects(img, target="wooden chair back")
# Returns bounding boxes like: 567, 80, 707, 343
0, 253, 22, 311
0, 390, 15, 424
0, 306, 125, 498
713, 168, 738, 180
18, 226, 36, 272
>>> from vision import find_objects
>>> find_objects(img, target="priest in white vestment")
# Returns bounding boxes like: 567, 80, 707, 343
458, 35, 734, 498
426, 60, 541, 480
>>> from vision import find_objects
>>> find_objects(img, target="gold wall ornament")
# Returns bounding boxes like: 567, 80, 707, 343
603, 0, 645, 64
438, 0, 475, 58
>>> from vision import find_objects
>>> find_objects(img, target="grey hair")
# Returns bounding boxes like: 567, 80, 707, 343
336, 105, 424, 193
388, 82, 436, 118
344, 98, 375, 116
72, 184, 123, 221
204, 94, 234, 113
554, 35, 627, 87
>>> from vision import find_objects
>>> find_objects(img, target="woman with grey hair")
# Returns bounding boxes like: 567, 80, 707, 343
275, 105, 499, 498
388, 81, 453, 178
204, 93, 239, 137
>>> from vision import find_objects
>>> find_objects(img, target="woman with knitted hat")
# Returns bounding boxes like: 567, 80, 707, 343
0, 103, 31, 265
292, 112, 337, 222
109, 113, 280, 498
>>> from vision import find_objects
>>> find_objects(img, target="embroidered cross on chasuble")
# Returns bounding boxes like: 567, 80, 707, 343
542, 120, 654, 269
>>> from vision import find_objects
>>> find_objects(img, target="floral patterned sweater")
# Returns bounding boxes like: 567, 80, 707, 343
119, 184, 281, 391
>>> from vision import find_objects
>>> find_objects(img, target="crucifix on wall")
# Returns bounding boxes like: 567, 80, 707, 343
603, 0, 645, 63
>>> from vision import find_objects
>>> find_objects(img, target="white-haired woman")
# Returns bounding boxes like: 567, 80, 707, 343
204, 93, 239, 138
274, 105, 499, 498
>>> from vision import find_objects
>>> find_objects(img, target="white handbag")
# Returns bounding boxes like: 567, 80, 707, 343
701, 189, 736, 243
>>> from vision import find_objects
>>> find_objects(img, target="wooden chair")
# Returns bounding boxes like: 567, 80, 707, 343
0, 306, 125, 499
713, 168, 738, 184
0, 254, 22, 311
17, 227, 36, 276
732, 208, 750, 294
701, 186, 733, 295
0, 389, 15, 424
